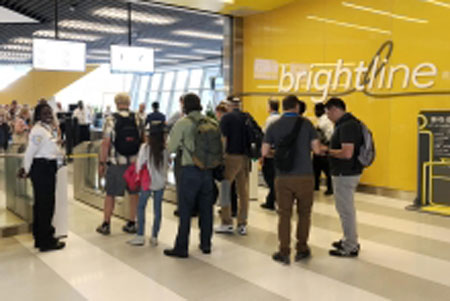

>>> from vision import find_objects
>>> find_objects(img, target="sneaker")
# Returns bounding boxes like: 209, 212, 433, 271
96, 222, 110, 235
329, 248, 359, 257
127, 235, 145, 246
332, 240, 360, 252
163, 248, 188, 258
237, 225, 247, 236
260, 203, 276, 211
272, 252, 290, 265
295, 249, 311, 261
122, 222, 137, 234
215, 224, 234, 234
324, 190, 333, 196
150, 237, 158, 247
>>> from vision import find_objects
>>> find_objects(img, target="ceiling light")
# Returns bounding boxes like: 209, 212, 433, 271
422, 0, 450, 9
342, 2, 428, 23
0, 44, 33, 51
9, 37, 32, 44
193, 49, 222, 55
215, 19, 225, 26
33, 30, 101, 42
87, 55, 110, 60
59, 20, 127, 34
307, 15, 391, 35
172, 30, 223, 40
166, 54, 204, 60
155, 58, 179, 63
92, 7, 177, 25
138, 38, 191, 48
89, 49, 110, 55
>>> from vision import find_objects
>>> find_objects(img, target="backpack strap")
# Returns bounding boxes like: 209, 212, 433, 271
284, 117, 304, 145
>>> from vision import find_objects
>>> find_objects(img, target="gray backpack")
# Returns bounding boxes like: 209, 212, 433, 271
358, 121, 375, 167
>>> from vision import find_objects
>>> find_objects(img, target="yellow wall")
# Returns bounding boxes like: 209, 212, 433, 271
0, 66, 98, 106
242, 0, 450, 191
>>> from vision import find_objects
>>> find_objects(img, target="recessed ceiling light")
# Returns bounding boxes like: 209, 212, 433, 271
138, 38, 191, 48
166, 54, 204, 60
155, 58, 179, 63
172, 30, 223, 40
306, 15, 391, 35
193, 49, 222, 55
342, 2, 428, 24
0, 44, 33, 51
33, 30, 101, 41
0, 51, 32, 58
92, 7, 177, 25
87, 55, 110, 60
59, 20, 128, 34
89, 49, 110, 55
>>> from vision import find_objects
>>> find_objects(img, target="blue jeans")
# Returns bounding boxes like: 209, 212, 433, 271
137, 189, 164, 238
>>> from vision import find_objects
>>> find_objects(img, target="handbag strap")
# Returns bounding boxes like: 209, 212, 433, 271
284, 117, 304, 145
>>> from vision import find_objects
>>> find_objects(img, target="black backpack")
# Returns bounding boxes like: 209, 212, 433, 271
113, 113, 141, 157
274, 117, 304, 172
243, 113, 264, 159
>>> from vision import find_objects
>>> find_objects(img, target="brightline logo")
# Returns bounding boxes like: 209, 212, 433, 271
278, 58, 437, 101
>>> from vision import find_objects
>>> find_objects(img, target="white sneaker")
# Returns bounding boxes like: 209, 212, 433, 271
237, 225, 247, 236
150, 237, 158, 247
127, 235, 145, 246
215, 224, 234, 234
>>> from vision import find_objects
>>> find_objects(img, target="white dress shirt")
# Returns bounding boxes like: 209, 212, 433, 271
73, 108, 90, 125
23, 122, 61, 173
264, 112, 280, 132
317, 114, 334, 141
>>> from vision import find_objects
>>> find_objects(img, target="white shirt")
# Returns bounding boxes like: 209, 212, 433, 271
317, 114, 334, 141
264, 112, 280, 132
73, 108, 90, 125
23, 122, 61, 173
136, 144, 169, 191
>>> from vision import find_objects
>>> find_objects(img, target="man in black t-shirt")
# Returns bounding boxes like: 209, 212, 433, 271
325, 98, 363, 258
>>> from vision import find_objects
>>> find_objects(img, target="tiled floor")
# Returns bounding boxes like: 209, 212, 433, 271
1, 183, 450, 301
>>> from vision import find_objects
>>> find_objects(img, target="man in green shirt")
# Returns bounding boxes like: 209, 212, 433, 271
164, 93, 215, 258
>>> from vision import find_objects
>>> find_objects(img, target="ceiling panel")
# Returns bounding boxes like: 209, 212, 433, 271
0, 0, 226, 68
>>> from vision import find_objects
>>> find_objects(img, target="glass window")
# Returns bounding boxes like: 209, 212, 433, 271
188, 69, 203, 89
151, 73, 162, 91
168, 90, 184, 116
163, 72, 175, 90
159, 92, 171, 115
137, 75, 150, 105
175, 70, 189, 90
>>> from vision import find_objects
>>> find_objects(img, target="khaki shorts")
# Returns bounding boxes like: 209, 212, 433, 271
105, 164, 139, 197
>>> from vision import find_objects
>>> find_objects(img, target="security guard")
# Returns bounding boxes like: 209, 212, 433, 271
19, 102, 65, 252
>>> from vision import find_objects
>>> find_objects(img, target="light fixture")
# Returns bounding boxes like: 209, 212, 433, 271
86, 55, 110, 61
165, 54, 204, 60
342, 2, 428, 24
422, 0, 450, 9
193, 49, 222, 55
306, 15, 391, 35
92, 7, 177, 25
215, 19, 225, 26
0, 44, 33, 51
172, 30, 223, 40
33, 30, 101, 41
89, 49, 110, 55
155, 58, 179, 63
9, 37, 32, 44
59, 20, 127, 34
138, 38, 191, 48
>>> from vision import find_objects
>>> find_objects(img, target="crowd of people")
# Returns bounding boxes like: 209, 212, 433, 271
14, 92, 367, 264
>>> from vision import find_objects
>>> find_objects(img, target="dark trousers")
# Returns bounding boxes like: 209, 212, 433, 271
262, 157, 276, 208
175, 166, 214, 252
30, 159, 57, 248
313, 155, 332, 192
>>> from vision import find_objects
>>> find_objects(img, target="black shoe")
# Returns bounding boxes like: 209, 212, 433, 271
122, 222, 137, 234
260, 203, 276, 211
329, 248, 359, 257
164, 248, 188, 258
295, 249, 311, 261
324, 190, 333, 196
96, 222, 110, 235
332, 240, 360, 252
314, 187, 320, 191
199, 245, 211, 254
231, 211, 237, 217
191, 211, 198, 217
174, 209, 179, 216
40, 241, 66, 252
272, 252, 290, 265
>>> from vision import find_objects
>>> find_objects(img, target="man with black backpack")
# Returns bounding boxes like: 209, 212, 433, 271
96, 93, 142, 235
164, 93, 222, 258
215, 97, 261, 236
262, 95, 321, 265
325, 98, 365, 258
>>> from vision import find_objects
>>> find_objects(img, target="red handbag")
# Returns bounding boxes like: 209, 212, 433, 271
123, 163, 140, 191
139, 164, 151, 191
